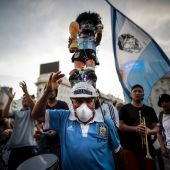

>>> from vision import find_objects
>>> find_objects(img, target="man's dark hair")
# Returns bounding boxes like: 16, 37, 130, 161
158, 94, 170, 107
131, 84, 144, 91
22, 94, 35, 99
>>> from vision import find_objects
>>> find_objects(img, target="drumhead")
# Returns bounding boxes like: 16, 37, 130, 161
17, 154, 58, 170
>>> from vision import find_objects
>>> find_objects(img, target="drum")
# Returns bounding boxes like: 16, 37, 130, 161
17, 154, 59, 170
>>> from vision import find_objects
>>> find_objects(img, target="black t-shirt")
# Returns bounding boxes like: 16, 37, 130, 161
45, 100, 68, 140
46, 100, 69, 110
119, 103, 158, 157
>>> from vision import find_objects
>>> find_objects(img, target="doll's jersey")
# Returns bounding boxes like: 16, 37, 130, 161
78, 36, 96, 51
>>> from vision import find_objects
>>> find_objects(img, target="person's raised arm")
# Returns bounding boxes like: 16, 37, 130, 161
31, 71, 65, 121
2, 88, 15, 118
19, 81, 35, 110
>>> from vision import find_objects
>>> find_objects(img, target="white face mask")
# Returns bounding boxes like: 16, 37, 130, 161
75, 103, 94, 123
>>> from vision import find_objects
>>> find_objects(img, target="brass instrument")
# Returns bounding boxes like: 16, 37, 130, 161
139, 111, 152, 159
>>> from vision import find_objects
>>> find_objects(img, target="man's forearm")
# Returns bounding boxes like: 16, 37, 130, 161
31, 90, 49, 120
24, 91, 35, 110
148, 123, 159, 135
2, 99, 13, 118
119, 121, 137, 132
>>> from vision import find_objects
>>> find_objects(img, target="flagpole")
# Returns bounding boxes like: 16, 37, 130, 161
104, 0, 115, 8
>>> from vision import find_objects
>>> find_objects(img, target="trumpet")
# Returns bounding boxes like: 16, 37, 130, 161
139, 111, 152, 159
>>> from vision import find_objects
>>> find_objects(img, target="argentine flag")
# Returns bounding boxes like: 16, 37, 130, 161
110, 6, 170, 104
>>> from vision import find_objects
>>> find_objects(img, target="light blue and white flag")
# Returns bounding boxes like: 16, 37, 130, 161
110, 6, 170, 104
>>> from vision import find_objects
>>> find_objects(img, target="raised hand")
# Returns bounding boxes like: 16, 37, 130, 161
8, 88, 15, 101
52, 71, 65, 88
19, 81, 28, 94
31, 72, 65, 121
45, 71, 65, 92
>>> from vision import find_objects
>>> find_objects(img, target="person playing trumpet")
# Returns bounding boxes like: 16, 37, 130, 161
119, 84, 159, 170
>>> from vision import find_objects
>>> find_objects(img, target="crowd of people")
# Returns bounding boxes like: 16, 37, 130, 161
1, 9, 169, 170
0, 71, 169, 170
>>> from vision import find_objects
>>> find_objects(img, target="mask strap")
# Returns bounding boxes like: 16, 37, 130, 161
96, 89, 105, 121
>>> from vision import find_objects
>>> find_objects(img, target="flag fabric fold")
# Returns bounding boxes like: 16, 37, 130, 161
110, 6, 170, 104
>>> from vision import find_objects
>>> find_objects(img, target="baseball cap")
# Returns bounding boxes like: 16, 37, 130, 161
158, 94, 170, 107
70, 82, 98, 98
131, 84, 144, 91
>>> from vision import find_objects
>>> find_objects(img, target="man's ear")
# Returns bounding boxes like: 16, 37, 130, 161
130, 93, 132, 100
141, 92, 144, 101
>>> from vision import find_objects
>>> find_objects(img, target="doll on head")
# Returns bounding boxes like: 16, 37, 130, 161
68, 11, 103, 87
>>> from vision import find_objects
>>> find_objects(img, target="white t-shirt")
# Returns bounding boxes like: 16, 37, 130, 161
162, 114, 170, 149
8, 109, 37, 148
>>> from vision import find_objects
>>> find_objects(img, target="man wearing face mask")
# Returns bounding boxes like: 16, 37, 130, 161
32, 71, 124, 170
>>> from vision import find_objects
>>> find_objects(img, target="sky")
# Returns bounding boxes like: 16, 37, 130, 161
0, 0, 170, 100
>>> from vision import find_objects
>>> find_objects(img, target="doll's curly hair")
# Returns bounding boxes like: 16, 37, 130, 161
76, 11, 101, 26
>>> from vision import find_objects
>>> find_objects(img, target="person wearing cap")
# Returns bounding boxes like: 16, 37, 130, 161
32, 71, 125, 170
157, 94, 170, 158
119, 84, 159, 170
